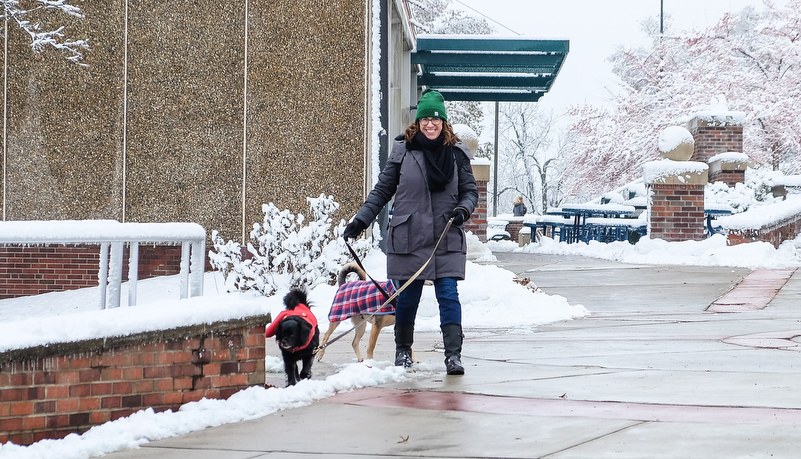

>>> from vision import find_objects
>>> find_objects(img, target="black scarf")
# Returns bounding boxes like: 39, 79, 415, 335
410, 131, 455, 192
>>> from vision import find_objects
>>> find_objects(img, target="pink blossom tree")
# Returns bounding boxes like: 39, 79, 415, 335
564, 0, 801, 200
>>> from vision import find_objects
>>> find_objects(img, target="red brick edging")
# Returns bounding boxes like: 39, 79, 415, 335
0, 314, 269, 446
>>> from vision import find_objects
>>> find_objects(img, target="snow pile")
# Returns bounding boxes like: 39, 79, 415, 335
709, 152, 748, 163
717, 196, 801, 231
0, 359, 416, 459
642, 159, 708, 183
508, 233, 801, 269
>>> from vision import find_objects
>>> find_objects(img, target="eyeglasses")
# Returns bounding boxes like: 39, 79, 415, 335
419, 117, 442, 125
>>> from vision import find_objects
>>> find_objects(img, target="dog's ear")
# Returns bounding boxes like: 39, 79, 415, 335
283, 288, 309, 310
298, 318, 313, 339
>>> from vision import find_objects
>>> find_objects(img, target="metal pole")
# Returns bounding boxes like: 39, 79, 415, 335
493, 101, 499, 217
660, 0, 664, 34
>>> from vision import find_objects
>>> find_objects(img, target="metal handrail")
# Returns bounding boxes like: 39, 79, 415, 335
0, 220, 205, 309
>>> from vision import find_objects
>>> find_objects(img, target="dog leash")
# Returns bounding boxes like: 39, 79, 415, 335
314, 217, 454, 354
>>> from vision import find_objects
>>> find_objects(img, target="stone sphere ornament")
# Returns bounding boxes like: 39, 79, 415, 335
658, 126, 694, 161
452, 123, 478, 155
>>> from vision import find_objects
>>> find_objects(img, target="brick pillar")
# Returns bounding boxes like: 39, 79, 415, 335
708, 153, 748, 186
644, 161, 709, 242
686, 115, 743, 164
506, 220, 523, 242
465, 162, 490, 242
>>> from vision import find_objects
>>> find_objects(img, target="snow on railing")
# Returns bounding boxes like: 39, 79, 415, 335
0, 220, 206, 309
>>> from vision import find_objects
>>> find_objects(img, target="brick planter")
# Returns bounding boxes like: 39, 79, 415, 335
0, 314, 269, 446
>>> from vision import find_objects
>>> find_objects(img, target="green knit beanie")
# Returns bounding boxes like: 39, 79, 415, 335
415, 89, 448, 122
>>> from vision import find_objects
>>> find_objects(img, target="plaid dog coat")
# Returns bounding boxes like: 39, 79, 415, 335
328, 280, 396, 322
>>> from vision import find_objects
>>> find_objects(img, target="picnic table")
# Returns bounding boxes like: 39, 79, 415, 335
560, 203, 637, 243
526, 203, 642, 244
525, 215, 573, 242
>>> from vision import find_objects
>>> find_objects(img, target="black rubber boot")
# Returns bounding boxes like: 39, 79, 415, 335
441, 323, 464, 375
394, 324, 414, 368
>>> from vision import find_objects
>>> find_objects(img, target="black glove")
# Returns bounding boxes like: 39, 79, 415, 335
447, 207, 470, 226
343, 218, 367, 241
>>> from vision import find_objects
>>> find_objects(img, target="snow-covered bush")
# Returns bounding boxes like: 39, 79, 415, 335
210, 195, 376, 296
705, 168, 782, 212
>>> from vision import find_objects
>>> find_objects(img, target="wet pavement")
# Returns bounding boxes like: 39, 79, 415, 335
105, 252, 801, 458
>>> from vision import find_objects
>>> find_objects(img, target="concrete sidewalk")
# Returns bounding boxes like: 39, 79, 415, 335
107, 253, 801, 458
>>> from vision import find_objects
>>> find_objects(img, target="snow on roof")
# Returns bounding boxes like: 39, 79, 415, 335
643, 160, 708, 183
0, 220, 206, 244
717, 196, 801, 231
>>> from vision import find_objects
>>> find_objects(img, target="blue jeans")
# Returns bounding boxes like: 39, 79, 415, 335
394, 277, 462, 327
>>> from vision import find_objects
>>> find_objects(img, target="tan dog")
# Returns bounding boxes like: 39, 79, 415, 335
317, 263, 416, 362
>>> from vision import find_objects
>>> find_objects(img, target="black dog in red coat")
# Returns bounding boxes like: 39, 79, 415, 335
265, 289, 320, 386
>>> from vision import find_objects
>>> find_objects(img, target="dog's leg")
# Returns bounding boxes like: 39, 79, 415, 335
316, 321, 340, 362
366, 318, 383, 361
284, 352, 298, 386
351, 316, 367, 362
299, 354, 314, 380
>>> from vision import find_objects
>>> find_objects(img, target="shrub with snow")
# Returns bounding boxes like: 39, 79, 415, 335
210, 195, 377, 296
706, 167, 782, 212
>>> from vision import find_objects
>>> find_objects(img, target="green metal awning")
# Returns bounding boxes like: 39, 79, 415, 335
412, 35, 569, 102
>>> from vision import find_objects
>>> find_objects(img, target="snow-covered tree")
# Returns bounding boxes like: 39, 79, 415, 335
564, 0, 801, 199
408, 0, 494, 155
496, 103, 568, 214
3, 0, 89, 64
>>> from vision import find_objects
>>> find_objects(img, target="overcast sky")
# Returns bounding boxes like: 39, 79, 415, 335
453, 0, 782, 113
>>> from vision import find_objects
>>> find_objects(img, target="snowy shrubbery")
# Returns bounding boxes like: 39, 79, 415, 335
210, 195, 377, 296
706, 168, 782, 212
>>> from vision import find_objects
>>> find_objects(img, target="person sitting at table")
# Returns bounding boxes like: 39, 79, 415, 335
513, 195, 527, 216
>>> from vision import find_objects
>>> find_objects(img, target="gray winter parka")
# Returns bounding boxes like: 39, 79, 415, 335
354, 135, 478, 281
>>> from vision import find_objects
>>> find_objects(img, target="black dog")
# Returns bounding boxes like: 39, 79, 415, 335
265, 289, 320, 386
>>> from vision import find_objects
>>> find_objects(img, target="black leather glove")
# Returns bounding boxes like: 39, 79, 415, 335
343, 218, 367, 241
447, 207, 470, 226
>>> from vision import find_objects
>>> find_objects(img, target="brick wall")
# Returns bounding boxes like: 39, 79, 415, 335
688, 122, 743, 164
0, 245, 183, 300
727, 219, 801, 249
648, 184, 706, 241
0, 315, 268, 446
506, 221, 523, 242
709, 170, 745, 187
465, 167, 489, 242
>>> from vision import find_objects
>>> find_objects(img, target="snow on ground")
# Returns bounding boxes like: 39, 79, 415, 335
2, 235, 800, 458
504, 233, 801, 269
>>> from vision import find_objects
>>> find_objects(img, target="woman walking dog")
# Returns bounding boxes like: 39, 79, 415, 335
342, 89, 478, 375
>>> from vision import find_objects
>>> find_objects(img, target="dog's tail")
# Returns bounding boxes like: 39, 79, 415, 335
337, 262, 367, 286
283, 288, 308, 310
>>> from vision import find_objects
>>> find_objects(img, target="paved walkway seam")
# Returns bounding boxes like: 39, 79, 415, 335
707, 268, 797, 312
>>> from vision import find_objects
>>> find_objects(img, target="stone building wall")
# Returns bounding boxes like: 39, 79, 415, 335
1, 0, 369, 243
